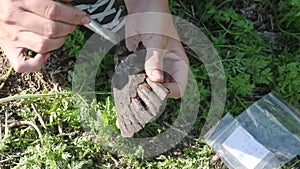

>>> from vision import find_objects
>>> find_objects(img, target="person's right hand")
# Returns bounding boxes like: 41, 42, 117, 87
0, 0, 90, 72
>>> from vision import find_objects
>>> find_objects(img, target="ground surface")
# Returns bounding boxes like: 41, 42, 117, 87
0, 49, 73, 97
0, 0, 299, 168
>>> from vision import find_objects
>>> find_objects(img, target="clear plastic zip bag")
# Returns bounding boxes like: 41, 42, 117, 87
204, 93, 300, 169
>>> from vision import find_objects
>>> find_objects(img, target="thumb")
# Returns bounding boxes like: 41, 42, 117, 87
142, 34, 168, 82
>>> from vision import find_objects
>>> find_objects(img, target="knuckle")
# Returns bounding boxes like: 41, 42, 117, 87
2, 5, 15, 23
4, 29, 18, 41
10, 33, 18, 42
44, 3, 59, 20
34, 39, 48, 53
71, 10, 81, 19
57, 36, 66, 48
34, 37, 66, 53
44, 22, 58, 37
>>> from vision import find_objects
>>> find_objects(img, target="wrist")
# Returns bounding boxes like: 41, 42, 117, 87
124, 0, 170, 14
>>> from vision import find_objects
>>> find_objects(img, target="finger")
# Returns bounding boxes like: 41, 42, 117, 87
163, 62, 188, 99
23, 0, 90, 25
164, 82, 182, 99
163, 55, 189, 99
163, 73, 173, 83
142, 34, 168, 82
15, 11, 76, 38
16, 53, 51, 73
160, 39, 189, 99
4, 47, 50, 73
17, 31, 66, 53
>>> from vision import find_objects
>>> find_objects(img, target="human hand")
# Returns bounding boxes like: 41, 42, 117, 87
0, 0, 90, 72
124, 0, 189, 99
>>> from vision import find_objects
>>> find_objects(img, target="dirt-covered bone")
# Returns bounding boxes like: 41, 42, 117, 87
146, 78, 169, 100
137, 83, 164, 117
112, 51, 169, 138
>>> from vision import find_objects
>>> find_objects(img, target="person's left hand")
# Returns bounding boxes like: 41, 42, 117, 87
124, 0, 189, 99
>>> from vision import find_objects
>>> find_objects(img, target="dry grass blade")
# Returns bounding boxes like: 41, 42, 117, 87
0, 66, 13, 91
8, 121, 43, 139
3, 111, 9, 140
0, 152, 29, 164
31, 103, 47, 129
0, 93, 65, 104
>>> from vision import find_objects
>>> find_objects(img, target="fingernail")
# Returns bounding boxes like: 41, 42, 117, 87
81, 16, 91, 24
151, 70, 164, 82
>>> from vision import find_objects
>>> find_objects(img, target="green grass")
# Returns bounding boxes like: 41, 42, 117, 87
0, 0, 299, 168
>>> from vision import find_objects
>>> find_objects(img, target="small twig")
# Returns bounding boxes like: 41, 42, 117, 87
23, 126, 32, 133
58, 122, 63, 134
269, 15, 274, 30
0, 66, 13, 91
216, 0, 233, 9
277, 24, 300, 39
210, 154, 220, 164
35, 73, 48, 85
235, 94, 247, 109
8, 121, 42, 139
0, 93, 64, 104
0, 91, 111, 104
0, 119, 2, 141
110, 156, 119, 167
3, 112, 9, 140
0, 152, 29, 164
57, 131, 80, 137
31, 103, 47, 129
191, 5, 195, 18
